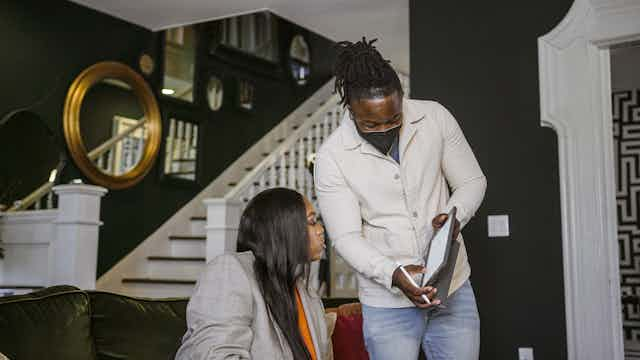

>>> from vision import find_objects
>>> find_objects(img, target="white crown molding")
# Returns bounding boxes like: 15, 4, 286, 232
538, 0, 640, 358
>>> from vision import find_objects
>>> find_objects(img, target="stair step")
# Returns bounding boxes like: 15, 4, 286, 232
148, 256, 205, 261
147, 255, 206, 279
122, 278, 197, 284
169, 235, 206, 257
169, 235, 205, 240
121, 278, 196, 298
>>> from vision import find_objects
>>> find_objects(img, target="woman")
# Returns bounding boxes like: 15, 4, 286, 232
176, 188, 329, 360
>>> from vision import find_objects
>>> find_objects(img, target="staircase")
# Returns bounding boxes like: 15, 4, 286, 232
97, 73, 409, 298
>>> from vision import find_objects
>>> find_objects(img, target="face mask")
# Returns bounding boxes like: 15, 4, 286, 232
356, 124, 401, 155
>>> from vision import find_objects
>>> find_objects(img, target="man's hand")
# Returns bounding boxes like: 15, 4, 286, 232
392, 265, 440, 308
432, 213, 461, 240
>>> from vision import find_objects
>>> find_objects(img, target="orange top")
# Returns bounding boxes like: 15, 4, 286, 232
294, 288, 318, 360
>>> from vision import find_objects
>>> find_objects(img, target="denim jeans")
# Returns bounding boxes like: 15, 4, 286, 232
361, 280, 480, 360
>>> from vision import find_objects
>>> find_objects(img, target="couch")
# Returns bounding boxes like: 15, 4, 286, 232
0, 285, 369, 360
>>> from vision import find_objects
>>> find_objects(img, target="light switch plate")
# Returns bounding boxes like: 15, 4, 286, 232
488, 215, 510, 237
518, 347, 534, 360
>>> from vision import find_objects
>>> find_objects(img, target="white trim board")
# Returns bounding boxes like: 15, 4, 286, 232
538, 0, 640, 358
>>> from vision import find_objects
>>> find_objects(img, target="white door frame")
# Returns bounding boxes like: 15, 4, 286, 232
538, 0, 640, 359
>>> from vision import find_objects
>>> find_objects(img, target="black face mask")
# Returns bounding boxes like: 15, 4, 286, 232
356, 124, 401, 155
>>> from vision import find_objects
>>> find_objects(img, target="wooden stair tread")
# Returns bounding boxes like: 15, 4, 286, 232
168, 235, 205, 240
147, 256, 205, 262
122, 278, 196, 285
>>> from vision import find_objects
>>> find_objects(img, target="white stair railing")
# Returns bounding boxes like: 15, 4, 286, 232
203, 94, 343, 261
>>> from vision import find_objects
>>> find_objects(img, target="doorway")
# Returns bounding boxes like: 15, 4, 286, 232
611, 41, 640, 359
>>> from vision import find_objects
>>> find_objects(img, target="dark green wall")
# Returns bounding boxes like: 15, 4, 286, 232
409, 1, 572, 359
0, 0, 335, 276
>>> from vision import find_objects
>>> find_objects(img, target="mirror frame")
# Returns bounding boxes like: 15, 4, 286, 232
63, 61, 162, 189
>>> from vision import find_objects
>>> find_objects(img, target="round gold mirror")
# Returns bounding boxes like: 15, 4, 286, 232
63, 61, 161, 189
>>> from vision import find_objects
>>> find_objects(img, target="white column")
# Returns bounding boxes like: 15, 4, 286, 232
51, 184, 107, 289
203, 198, 243, 262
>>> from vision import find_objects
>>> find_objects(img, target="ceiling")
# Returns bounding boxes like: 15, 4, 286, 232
70, 0, 409, 73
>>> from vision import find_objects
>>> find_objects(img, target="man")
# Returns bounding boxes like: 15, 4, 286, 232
314, 38, 486, 360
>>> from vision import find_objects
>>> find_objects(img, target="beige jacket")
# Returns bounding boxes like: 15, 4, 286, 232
314, 99, 486, 308
176, 252, 329, 360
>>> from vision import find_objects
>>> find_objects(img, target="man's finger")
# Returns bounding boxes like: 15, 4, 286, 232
415, 298, 441, 309
426, 287, 438, 300
404, 264, 425, 275
432, 214, 448, 228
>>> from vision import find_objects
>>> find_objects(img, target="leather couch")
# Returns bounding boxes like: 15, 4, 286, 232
0, 285, 368, 360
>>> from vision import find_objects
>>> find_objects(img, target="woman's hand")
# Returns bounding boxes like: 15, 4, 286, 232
391, 264, 440, 308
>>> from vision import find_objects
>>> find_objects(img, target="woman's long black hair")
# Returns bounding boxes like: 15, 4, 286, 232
236, 188, 312, 360
333, 37, 403, 106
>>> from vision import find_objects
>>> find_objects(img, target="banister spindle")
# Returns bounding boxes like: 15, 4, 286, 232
269, 164, 276, 189
288, 146, 296, 189
165, 118, 176, 173
278, 155, 286, 187
46, 191, 54, 209
323, 114, 330, 141
259, 171, 267, 192
298, 138, 305, 193
314, 121, 322, 153
329, 111, 337, 133
305, 129, 314, 200
184, 122, 192, 161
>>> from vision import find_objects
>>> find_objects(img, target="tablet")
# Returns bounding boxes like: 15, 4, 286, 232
420, 207, 457, 289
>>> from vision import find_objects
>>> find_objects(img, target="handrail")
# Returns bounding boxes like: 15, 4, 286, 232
8, 117, 146, 212
7, 168, 59, 212
88, 117, 146, 161
225, 94, 341, 200
7, 182, 54, 212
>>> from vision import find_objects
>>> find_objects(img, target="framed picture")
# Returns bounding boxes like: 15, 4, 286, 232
237, 78, 255, 111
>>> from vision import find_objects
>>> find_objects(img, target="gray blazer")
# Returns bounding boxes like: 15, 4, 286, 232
175, 252, 329, 360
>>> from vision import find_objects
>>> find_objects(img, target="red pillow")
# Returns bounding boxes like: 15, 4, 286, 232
332, 312, 369, 360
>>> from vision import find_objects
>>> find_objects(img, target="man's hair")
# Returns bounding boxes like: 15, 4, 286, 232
333, 37, 403, 107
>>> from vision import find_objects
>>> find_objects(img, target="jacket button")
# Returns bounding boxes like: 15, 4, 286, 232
394, 174, 400, 180
412, 211, 418, 218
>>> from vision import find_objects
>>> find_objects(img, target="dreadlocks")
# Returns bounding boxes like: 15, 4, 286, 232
333, 37, 403, 107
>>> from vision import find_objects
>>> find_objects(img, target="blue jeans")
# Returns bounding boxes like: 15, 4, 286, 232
362, 280, 480, 360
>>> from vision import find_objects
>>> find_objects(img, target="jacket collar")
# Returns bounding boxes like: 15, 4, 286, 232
296, 282, 324, 359
340, 98, 425, 156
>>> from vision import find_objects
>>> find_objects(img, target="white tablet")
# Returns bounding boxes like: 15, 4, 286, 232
420, 207, 457, 288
